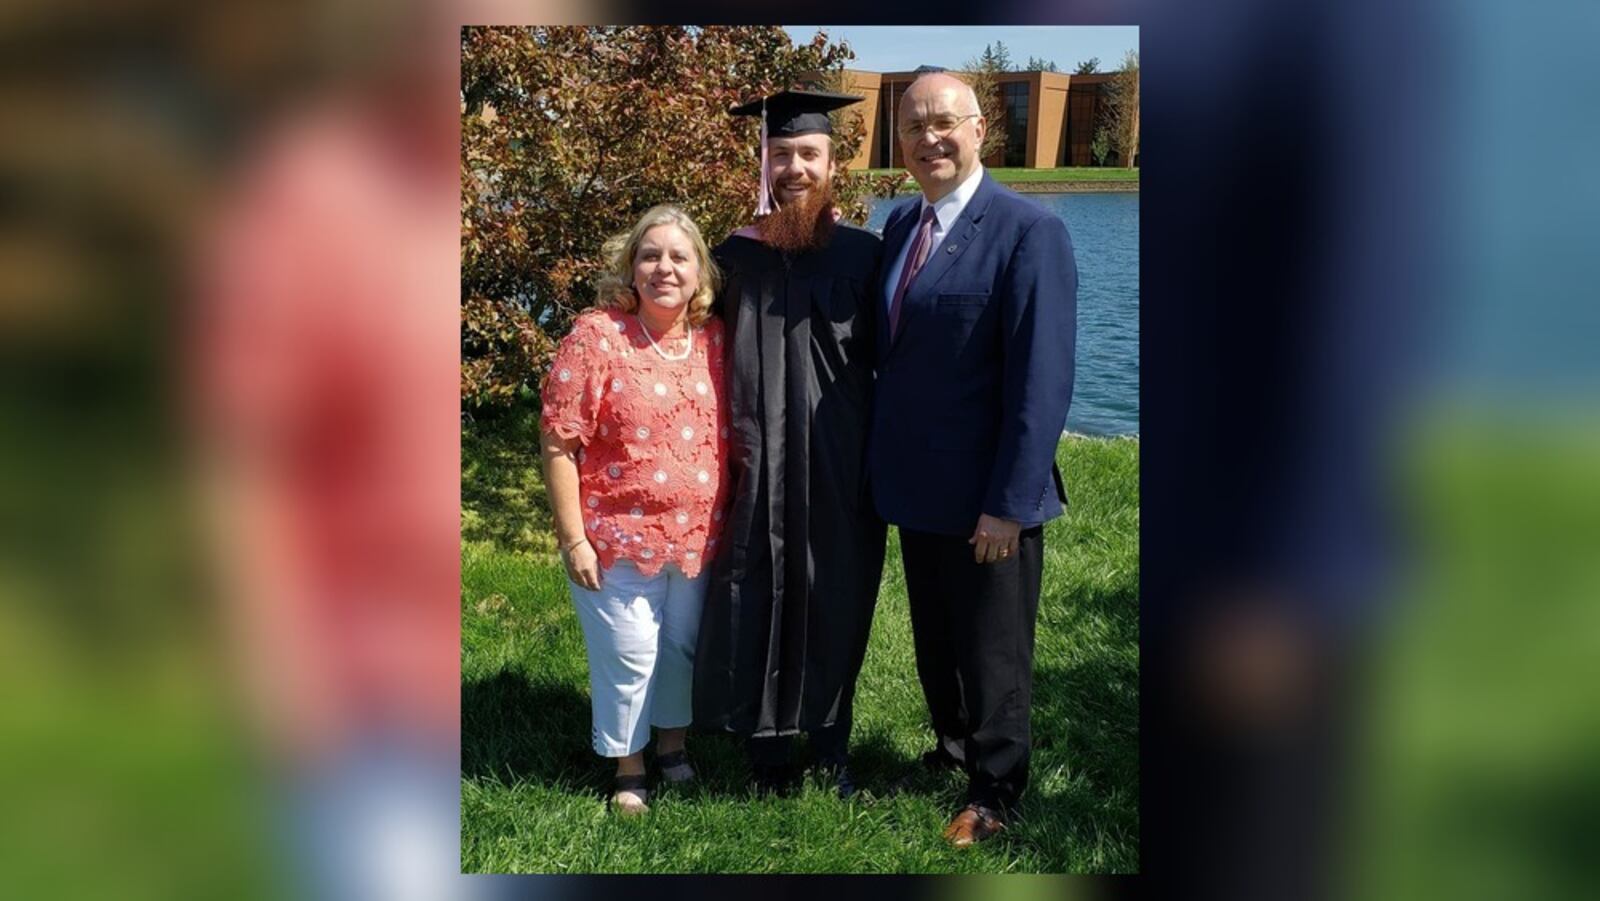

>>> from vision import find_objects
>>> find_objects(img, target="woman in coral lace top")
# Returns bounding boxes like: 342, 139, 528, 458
540, 205, 728, 814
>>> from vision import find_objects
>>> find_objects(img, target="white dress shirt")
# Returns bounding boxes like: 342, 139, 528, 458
883, 164, 986, 313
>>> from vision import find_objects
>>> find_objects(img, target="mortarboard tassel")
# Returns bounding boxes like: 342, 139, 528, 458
754, 97, 773, 217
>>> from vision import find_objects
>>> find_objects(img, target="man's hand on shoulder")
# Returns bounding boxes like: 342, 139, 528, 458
969, 514, 1021, 564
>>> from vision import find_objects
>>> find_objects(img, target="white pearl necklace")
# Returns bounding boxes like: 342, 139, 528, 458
639, 317, 695, 361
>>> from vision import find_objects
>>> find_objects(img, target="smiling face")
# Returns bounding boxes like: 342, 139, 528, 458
765, 133, 833, 207
897, 74, 987, 202
631, 224, 700, 322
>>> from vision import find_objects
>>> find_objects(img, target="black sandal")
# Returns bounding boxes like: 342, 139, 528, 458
611, 773, 650, 814
657, 749, 696, 785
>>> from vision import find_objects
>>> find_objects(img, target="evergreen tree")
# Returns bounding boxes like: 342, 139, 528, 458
979, 41, 1016, 72
991, 40, 1014, 71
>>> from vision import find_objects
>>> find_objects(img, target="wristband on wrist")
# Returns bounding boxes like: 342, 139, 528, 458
561, 536, 587, 553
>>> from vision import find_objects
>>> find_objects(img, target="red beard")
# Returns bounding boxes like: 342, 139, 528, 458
757, 179, 838, 254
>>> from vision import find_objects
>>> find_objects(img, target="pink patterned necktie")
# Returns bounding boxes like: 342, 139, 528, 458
888, 204, 938, 340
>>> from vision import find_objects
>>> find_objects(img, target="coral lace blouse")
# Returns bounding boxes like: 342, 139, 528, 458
540, 308, 730, 578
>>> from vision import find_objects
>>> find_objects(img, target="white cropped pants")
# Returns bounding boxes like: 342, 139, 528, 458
568, 559, 706, 757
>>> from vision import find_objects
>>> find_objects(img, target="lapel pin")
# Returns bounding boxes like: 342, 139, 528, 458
946, 244, 958, 253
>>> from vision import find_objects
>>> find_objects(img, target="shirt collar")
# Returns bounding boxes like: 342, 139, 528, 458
921, 164, 985, 233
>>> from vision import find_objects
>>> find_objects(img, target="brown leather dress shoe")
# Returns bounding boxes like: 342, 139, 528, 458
942, 803, 1006, 847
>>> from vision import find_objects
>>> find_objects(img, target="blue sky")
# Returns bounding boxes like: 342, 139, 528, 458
782, 26, 1139, 74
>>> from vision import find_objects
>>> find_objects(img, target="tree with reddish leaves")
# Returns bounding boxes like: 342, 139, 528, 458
461, 26, 896, 409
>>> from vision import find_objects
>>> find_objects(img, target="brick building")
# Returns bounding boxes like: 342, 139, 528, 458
829, 68, 1126, 170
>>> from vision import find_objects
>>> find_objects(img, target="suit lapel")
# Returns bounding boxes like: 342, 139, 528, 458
878, 202, 920, 361
906, 216, 980, 300
902, 171, 1000, 311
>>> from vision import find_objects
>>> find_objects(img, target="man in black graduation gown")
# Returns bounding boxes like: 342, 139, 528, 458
693, 89, 887, 795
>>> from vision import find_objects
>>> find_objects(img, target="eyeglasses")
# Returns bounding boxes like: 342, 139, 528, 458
898, 113, 980, 142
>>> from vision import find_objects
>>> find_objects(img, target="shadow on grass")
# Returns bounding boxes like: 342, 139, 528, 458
461, 670, 599, 792
1020, 656, 1140, 871
847, 728, 926, 790
1021, 583, 1140, 870
1034, 583, 1139, 779
462, 663, 944, 806
459, 668, 807, 800
673, 724, 932, 801
461, 572, 1137, 870
838, 654, 1138, 871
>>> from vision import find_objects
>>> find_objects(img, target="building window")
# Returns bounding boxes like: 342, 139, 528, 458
880, 84, 907, 168
1002, 82, 1029, 167
1064, 82, 1105, 166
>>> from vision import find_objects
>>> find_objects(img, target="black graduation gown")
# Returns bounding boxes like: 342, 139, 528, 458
693, 223, 889, 738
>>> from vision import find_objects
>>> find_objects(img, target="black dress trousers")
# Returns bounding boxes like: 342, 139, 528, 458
900, 524, 1044, 811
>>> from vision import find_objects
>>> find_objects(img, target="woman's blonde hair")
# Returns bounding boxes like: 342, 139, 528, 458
595, 205, 720, 328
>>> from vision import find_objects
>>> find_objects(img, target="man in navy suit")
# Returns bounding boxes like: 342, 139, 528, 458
869, 72, 1077, 847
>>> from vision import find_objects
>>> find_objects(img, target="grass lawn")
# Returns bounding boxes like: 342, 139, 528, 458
460, 411, 1139, 874
858, 167, 1139, 184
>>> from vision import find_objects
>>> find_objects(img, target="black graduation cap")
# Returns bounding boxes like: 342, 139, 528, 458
730, 89, 864, 216
729, 88, 863, 137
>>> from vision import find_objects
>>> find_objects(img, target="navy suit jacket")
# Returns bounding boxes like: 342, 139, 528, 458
868, 172, 1077, 536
